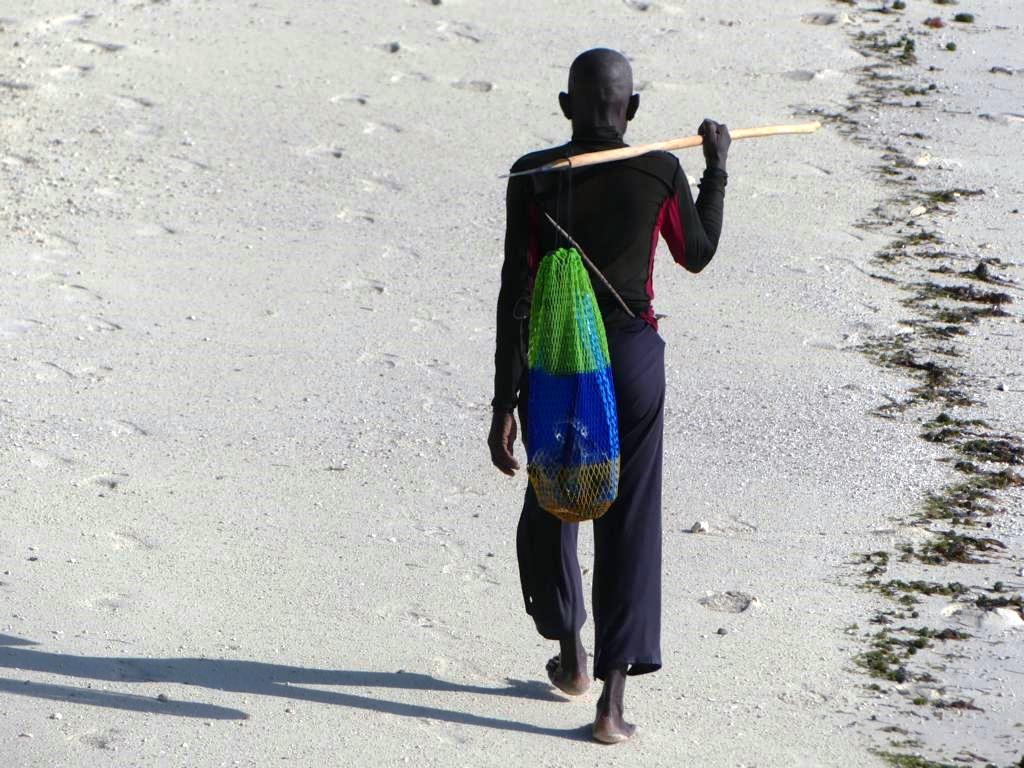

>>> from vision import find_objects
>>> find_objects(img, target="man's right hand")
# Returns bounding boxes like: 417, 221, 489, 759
488, 410, 521, 477
698, 118, 730, 172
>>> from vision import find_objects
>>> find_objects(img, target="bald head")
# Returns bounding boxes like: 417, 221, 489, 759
568, 48, 634, 100
560, 48, 639, 139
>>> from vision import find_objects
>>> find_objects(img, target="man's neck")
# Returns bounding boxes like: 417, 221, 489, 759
571, 124, 625, 143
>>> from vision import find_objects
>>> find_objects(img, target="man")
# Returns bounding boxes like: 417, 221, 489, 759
488, 47, 729, 744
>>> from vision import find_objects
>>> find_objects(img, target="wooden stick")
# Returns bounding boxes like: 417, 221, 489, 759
502, 121, 821, 178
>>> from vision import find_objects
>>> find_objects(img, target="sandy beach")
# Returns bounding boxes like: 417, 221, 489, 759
2, 1, 1021, 766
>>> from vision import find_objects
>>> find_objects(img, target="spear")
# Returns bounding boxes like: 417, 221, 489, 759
502, 121, 821, 178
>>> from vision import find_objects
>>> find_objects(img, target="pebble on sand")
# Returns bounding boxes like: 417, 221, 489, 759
801, 12, 837, 25
700, 591, 757, 613
690, 520, 710, 533
716, 627, 729, 636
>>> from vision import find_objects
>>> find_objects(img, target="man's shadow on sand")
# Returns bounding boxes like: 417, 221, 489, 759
0, 634, 589, 739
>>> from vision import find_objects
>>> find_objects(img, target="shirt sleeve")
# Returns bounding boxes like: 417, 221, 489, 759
658, 164, 727, 273
492, 173, 533, 411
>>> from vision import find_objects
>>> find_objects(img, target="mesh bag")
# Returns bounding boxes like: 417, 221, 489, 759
526, 247, 620, 522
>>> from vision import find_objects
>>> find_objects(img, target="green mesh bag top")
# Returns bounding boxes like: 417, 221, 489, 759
526, 247, 620, 522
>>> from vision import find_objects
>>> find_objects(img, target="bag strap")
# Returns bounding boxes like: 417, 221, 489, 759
542, 212, 636, 319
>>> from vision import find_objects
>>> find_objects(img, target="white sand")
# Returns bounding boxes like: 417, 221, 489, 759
820, 2, 1024, 763
1, 1, 1020, 766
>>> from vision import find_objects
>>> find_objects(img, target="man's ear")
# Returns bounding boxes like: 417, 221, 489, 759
558, 92, 572, 120
626, 93, 640, 122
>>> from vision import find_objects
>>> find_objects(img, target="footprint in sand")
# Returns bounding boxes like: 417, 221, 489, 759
404, 610, 438, 629
699, 591, 758, 613
33, 273, 101, 301
124, 121, 165, 142
35, 232, 78, 250
0, 318, 45, 339
81, 728, 120, 751
357, 351, 400, 369
109, 529, 156, 551
2, 152, 36, 167
0, 79, 34, 92
785, 69, 844, 82
336, 207, 376, 224
75, 37, 125, 54
387, 70, 432, 85
470, 562, 501, 586
452, 79, 493, 93
93, 186, 122, 200
106, 419, 148, 437
419, 359, 457, 377
28, 249, 74, 267
81, 315, 122, 332
133, 222, 178, 236
341, 277, 386, 295
362, 121, 403, 135
89, 473, 130, 492
84, 593, 130, 613
442, 486, 486, 505
35, 12, 97, 32
302, 143, 345, 159
723, 516, 758, 534
358, 176, 403, 193
27, 449, 75, 469
167, 154, 211, 172
56, 282, 103, 304
329, 92, 369, 106
33, 361, 76, 381
113, 94, 155, 109
403, 609, 458, 637
785, 70, 818, 82
32, 360, 112, 382
47, 63, 94, 81
408, 315, 451, 333
435, 21, 485, 43
980, 112, 1024, 125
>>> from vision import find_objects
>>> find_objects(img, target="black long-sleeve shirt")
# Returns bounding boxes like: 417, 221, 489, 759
493, 128, 727, 412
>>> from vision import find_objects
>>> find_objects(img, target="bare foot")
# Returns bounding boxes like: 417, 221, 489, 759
546, 654, 590, 696
592, 710, 636, 744
591, 667, 635, 744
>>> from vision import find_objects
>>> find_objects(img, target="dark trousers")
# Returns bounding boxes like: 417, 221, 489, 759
517, 317, 665, 681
